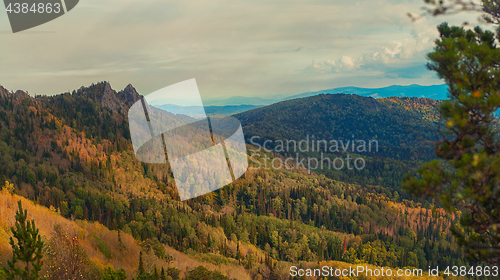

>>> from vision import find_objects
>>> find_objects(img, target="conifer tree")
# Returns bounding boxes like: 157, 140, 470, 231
153, 266, 158, 280
160, 267, 166, 280
138, 251, 145, 276
3, 201, 44, 280
404, 0, 500, 264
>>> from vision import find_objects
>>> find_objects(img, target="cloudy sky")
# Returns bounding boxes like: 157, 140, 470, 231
0, 0, 480, 100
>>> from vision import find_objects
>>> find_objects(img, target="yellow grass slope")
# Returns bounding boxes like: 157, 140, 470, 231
0, 190, 251, 279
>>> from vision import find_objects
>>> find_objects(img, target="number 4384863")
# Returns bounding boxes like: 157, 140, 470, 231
444, 266, 499, 277
6, 3, 62, 14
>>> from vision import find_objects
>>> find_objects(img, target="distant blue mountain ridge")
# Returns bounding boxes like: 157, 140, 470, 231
202, 84, 449, 107
155, 84, 450, 117
283, 84, 449, 101
155, 104, 262, 118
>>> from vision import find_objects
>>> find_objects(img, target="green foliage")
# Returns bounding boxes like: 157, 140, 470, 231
234, 94, 441, 194
137, 251, 145, 277
404, 21, 500, 264
132, 264, 167, 280
167, 267, 180, 280
132, 251, 162, 280
0, 259, 4, 280
185, 266, 229, 280
134, 275, 153, 280
142, 238, 173, 262
3, 201, 44, 280
101, 266, 127, 280
160, 268, 165, 280
92, 235, 112, 259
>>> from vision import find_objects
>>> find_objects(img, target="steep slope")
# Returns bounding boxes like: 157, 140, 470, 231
0, 190, 251, 279
0, 82, 466, 279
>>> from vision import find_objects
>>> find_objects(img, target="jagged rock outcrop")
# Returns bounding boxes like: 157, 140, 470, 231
98, 82, 124, 112
95, 82, 142, 113
13, 90, 31, 100
117, 84, 142, 108
0, 85, 10, 99
0, 85, 32, 102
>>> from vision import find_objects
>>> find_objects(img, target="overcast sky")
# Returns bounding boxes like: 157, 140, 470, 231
0, 0, 481, 100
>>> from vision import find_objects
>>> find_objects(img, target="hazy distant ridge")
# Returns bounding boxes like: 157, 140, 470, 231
285, 84, 449, 101
202, 84, 449, 106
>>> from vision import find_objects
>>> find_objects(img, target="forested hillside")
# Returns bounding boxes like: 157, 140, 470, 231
0, 82, 466, 279
235, 94, 442, 198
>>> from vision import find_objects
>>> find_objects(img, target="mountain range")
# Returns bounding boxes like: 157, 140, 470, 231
0, 81, 465, 280
201, 84, 448, 106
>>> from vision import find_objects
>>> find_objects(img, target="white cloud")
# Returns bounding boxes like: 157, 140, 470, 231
305, 15, 441, 76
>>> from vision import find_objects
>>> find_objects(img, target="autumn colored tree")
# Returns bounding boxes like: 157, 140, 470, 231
404, 0, 500, 264
2, 181, 14, 194
44, 224, 89, 280
3, 201, 45, 280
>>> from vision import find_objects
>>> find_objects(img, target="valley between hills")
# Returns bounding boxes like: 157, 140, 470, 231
0, 82, 464, 279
